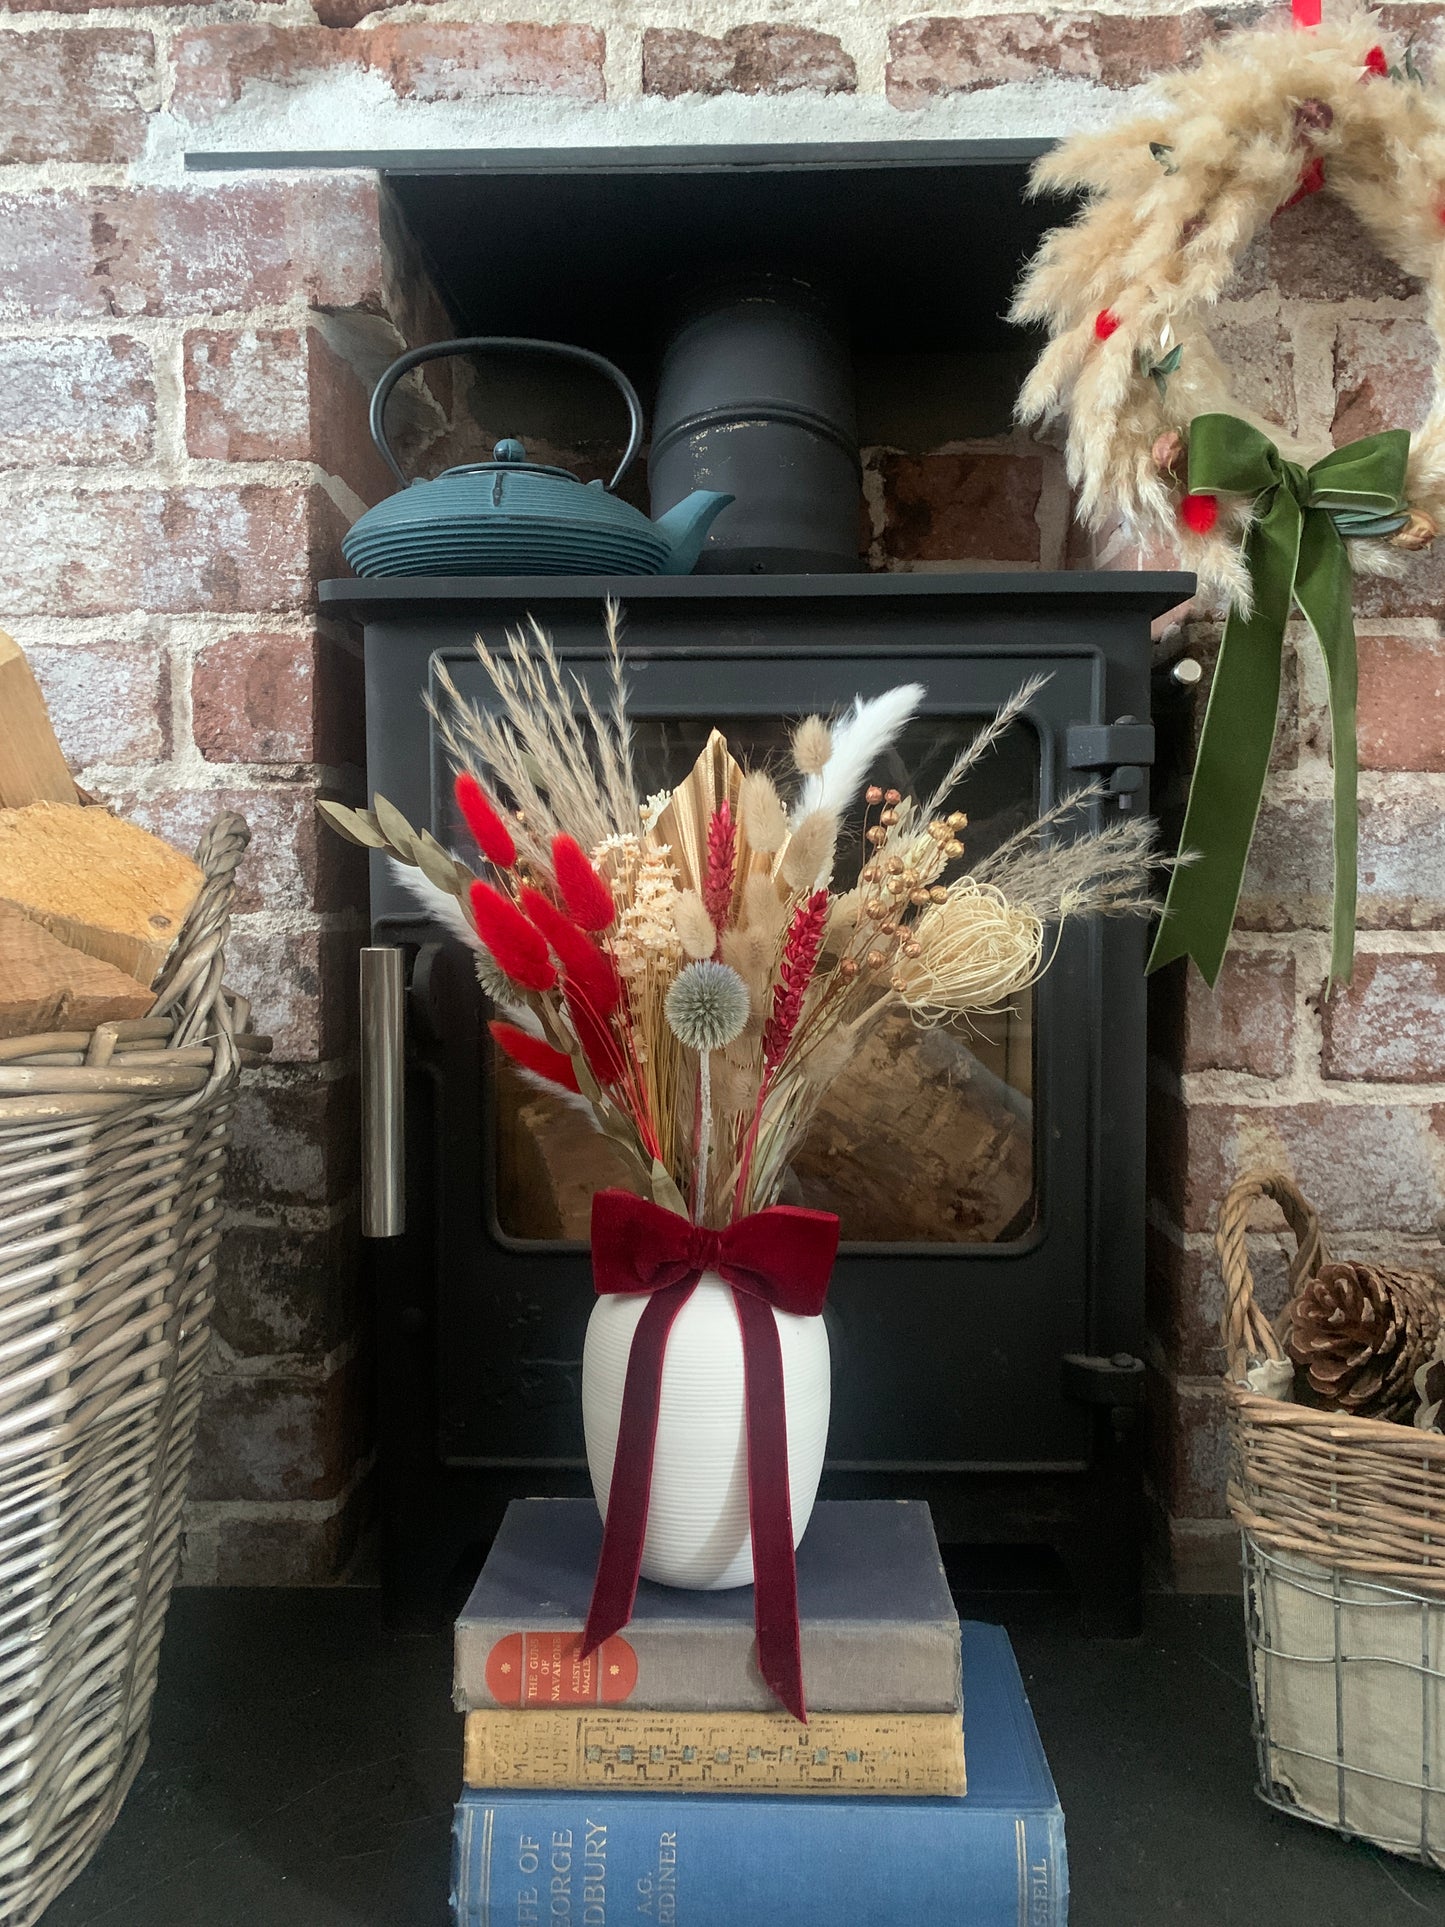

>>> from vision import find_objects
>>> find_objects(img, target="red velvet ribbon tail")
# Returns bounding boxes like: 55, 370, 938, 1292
581, 1279, 698, 1658
735, 1289, 806, 1725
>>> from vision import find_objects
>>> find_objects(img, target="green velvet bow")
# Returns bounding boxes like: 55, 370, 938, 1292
1147, 413, 1412, 989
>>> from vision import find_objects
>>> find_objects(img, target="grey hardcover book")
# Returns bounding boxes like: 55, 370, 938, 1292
454, 1498, 960, 1714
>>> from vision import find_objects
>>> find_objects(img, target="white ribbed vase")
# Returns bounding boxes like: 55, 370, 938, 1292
582, 1272, 831, 1591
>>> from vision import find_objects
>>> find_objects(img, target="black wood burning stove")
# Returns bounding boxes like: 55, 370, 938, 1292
324, 569, 1190, 1628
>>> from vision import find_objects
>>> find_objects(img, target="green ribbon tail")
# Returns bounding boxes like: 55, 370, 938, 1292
1293, 511, 1358, 988
1146, 493, 1301, 987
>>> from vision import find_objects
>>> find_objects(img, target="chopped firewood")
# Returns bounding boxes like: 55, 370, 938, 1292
0, 801, 203, 987
0, 631, 80, 809
0, 900, 152, 1039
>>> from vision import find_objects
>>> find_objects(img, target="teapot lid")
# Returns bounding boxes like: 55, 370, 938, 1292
437, 436, 581, 484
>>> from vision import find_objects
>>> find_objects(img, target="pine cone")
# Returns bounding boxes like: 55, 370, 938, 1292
1285, 1261, 1443, 1421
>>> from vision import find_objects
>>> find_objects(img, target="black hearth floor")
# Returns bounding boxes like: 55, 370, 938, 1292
45, 1583, 1442, 1927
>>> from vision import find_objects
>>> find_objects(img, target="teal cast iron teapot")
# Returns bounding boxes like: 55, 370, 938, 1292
342, 337, 733, 579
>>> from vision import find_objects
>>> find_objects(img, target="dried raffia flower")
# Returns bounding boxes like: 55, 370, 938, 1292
791, 715, 833, 777
664, 961, 751, 1053
739, 770, 788, 853
672, 889, 717, 961
895, 879, 1044, 1025
780, 808, 838, 893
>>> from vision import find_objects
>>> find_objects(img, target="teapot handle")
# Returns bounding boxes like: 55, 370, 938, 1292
368, 336, 644, 493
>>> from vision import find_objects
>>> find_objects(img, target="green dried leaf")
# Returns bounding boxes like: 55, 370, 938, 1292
1329, 508, 1411, 540
372, 793, 419, 862
650, 1160, 689, 1219
415, 829, 466, 897
1154, 343, 1184, 377
1149, 142, 1178, 174
315, 800, 387, 849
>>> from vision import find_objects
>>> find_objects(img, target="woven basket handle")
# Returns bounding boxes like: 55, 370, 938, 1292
148, 812, 251, 1069
1218, 1169, 1327, 1381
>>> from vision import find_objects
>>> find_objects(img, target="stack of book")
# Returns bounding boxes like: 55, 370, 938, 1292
450, 1498, 1066, 1925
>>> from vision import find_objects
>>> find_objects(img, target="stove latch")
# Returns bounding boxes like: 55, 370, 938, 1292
1066, 716, 1155, 810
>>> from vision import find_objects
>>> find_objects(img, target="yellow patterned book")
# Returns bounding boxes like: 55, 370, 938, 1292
462, 1708, 965, 1796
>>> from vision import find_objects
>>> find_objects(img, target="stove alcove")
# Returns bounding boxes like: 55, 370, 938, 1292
324, 570, 1191, 1631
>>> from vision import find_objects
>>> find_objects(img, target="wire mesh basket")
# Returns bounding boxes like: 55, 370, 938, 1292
0, 813, 261, 1924
1220, 1169, 1445, 1870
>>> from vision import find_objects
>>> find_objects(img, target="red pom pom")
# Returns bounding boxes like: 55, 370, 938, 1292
518, 886, 622, 1016
469, 881, 556, 993
1180, 493, 1220, 536
489, 1022, 580, 1094
1094, 309, 1121, 341
551, 834, 616, 932
454, 772, 516, 868
1363, 44, 1389, 77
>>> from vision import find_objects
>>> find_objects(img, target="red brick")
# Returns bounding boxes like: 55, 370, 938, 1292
6, 0, 279, 10
116, 780, 355, 918
191, 1353, 366, 1503
25, 639, 168, 767
1333, 316, 1434, 442
1376, 6, 1445, 71
1354, 536, 1445, 621
1167, 948, 1297, 1078
1244, 194, 1420, 304
643, 25, 856, 97
192, 629, 362, 766
0, 28, 154, 163
874, 449, 1043, 564
0, 482, 342, 618
213, 1213, 361, 1359
308, 325, 399, 506
0, 335, 153, 467
1358, 633, 1445, 772
1147, 1368, 1229, 1519
229, 1071, 360, 1207
224, 922, 361, 1062
206, 1473, 372, 1586
1211, 312, 1295, 439
183, 327, 309, 463
1322, 952, 1445, 1083
0, 195, 109, 322
1150, 1089, 1445, 1236
172, 23, 604, 122
886, 10, 1215, 107
1240, 789, 1445, 931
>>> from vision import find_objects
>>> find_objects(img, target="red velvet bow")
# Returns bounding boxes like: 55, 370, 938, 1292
581, 1188, 839, 1723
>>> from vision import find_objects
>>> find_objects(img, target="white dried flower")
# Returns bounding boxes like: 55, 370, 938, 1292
664, 961, 751, 1053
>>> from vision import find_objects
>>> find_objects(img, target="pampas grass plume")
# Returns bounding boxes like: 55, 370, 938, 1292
673, 889, 717, 961
739, 770, 788, 852
780, 809, 838, 892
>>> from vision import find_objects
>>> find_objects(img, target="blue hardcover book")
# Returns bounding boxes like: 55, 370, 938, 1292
451, 1620, 1067, 1926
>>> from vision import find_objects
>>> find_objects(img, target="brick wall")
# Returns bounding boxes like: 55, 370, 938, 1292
2, 0, 1438, 1585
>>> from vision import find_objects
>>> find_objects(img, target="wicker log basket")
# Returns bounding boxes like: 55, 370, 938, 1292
0, 813, 261, 1924
1219, 1170, 1445, 1867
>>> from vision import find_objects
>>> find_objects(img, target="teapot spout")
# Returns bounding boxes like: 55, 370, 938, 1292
654, 491, 733, 575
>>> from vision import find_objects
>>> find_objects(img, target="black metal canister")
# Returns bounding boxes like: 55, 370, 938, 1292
648, 276, 862, 573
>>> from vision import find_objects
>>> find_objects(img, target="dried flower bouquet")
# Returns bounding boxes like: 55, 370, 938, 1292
323, 609, 1162, 1232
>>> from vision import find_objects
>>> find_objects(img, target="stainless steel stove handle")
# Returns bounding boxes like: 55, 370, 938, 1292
367, 335, 645, 493
360, 946, 406, 1239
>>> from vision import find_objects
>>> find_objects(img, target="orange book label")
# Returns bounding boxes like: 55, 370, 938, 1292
485, 1631, 638, 1707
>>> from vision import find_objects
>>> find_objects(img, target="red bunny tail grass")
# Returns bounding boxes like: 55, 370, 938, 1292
518, 886, 623, 1016
552, 834, 616, 931
489, 1022, 580, 1094
703, 800, 737, 934
566, 988, 628, 1089
761, 889, 829, 1076
454, 771, 516, 868
469, 881, 556, 994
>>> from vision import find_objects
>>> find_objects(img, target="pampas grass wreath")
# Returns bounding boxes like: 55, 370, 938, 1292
1013, 8, 1445, 602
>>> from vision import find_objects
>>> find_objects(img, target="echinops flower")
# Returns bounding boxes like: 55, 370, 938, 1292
664, 961, 750, 1053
